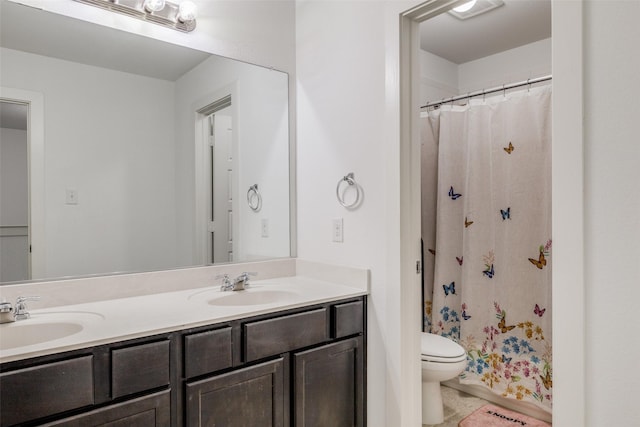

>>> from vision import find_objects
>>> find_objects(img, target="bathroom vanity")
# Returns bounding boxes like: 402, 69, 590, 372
0, 262, 368, 427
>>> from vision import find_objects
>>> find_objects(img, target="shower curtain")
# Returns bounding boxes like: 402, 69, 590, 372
422, 86, 552, 412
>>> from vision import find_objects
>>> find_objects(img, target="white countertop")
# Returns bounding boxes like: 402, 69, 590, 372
0, 274, 367, 364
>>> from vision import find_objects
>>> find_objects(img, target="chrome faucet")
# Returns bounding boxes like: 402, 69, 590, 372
217, 272, 257, 291
232, 272, 256, 291
0, 296, 40, 323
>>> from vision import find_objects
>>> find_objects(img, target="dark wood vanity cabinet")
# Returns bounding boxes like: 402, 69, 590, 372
294, 337, 364, 427
185, 358, 287, 426
0, 337, 172, 427
0, 296, 366, 427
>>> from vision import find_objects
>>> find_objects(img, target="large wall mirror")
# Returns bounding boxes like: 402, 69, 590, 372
0, 1, 291, 284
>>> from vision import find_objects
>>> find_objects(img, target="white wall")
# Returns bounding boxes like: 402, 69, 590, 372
296, 1, 418, 425
420, 38, 552, 104
174, 54, 290, 265
457, 38, 551, 94
583, 1, 640, 425
1, 47, 177, 279
418, 49, 458, 104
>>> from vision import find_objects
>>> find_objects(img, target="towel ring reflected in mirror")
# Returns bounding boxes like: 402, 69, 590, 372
247, 184, 262, 212
336, 172, 362, 209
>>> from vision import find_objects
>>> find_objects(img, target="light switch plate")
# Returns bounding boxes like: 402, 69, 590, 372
332, 218, 343, 243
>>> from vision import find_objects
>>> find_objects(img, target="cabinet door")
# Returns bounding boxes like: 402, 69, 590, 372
185, 358, 285, 427
294, 337, 364, 427
40, 390, 170, 427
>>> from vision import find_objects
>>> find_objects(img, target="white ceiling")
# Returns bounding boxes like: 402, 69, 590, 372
420, 0, 551, 64
0, 0, 210, 81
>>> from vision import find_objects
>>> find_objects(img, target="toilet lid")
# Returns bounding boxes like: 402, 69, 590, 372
421, 333, 466, 360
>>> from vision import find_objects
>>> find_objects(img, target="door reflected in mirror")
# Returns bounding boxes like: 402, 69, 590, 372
0, 1, 290, 284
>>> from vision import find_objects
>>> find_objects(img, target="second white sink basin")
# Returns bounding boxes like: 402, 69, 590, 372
207, 289, 298, 306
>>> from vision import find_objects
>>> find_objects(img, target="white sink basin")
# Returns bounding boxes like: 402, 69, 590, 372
0, 322, 83, 350
0, 311, 104, 352
188, 286, 300, 307
207, 290, 299, 306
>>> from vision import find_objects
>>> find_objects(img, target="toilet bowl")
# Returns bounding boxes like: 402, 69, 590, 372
421, 333, 467, 425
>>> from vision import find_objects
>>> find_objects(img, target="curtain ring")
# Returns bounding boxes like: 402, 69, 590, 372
503, 84, 506, 98
247, 184, 262, 212
527, 78, 531, 92
336, 172, 361, 208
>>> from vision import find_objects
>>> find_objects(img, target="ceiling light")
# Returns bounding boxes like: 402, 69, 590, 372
449, 0, 504, 20
72, 0, 197, 33
453, 0, 477, 13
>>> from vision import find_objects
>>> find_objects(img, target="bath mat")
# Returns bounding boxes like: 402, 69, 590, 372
458, 404, 551, 427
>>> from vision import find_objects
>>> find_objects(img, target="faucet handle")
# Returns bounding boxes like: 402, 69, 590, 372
16, 295, 41, 305
216, 274, 234, 291
15, 295, 40, 320
237, 272, 257, 281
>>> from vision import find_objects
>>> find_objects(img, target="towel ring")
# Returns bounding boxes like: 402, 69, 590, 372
247, 184, 262, 212
336, 172, 360, 208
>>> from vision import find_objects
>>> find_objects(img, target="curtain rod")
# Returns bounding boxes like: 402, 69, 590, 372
421, 74, 552, 109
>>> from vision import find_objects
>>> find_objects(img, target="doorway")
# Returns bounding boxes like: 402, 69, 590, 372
399, 1, 584, 425
418, 1, 552, 422
0, 100, 29, 281
196, 95, 235, 265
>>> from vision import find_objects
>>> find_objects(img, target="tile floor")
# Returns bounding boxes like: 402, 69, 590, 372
423, 386, 490, 427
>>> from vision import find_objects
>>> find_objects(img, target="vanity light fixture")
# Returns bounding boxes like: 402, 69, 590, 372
143, 0, 166, 12
449, 0, 504, 20
72, 0, 198, 33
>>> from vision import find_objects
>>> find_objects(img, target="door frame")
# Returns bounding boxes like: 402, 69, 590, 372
193, 83, 239, 266
398, 1, 585, 425
0, 87, 45, 280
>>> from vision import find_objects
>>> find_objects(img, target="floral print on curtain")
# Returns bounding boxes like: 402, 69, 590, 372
421, 86, 552, 412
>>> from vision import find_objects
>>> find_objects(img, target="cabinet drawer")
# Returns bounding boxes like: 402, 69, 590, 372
244, 308, 328, 362
0, 356, 94, 427
40, 390, 170, 427
184, 327, 233, 378
111, 340, 170, 398
332, 300, 364, 339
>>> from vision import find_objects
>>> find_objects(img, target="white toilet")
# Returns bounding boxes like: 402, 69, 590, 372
421, 332, 468, 425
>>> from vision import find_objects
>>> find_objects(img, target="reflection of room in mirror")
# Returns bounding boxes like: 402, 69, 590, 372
0, 1, 290, 284
0, 101, 29, 282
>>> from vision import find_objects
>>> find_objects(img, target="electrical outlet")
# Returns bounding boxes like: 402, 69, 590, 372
261, 218, 269, 238
332, 218, 343, 243
65, 189, 78, 205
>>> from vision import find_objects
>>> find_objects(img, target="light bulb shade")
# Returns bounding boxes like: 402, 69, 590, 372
178, 1, 197, 22
144, 0, 166, 12
453, 0, 477, 13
